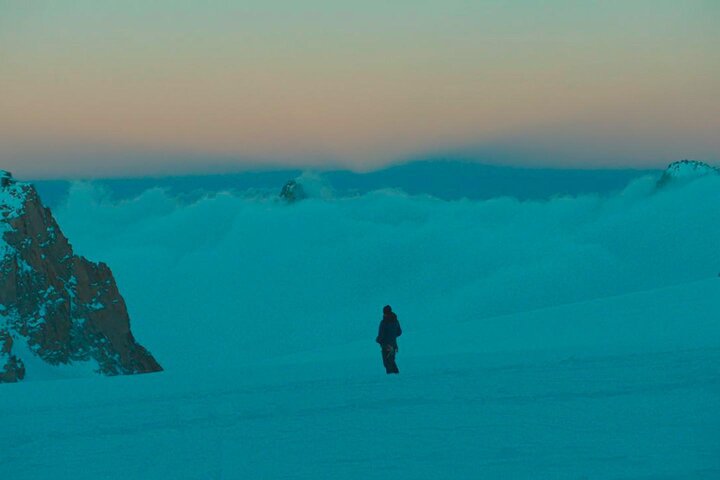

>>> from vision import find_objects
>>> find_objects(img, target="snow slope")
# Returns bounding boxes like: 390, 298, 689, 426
0, 280, 718, 479
273, 278, 720, 366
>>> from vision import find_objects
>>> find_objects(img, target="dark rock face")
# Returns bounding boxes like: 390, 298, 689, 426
0, 171, 161, 383
0, 331, 25, 382
279, 180, 306, 203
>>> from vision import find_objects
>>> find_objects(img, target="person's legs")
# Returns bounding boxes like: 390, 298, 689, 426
388, 351, 399, 374
391, 360, 399, 374
382, 346, 392, 373
383, 346, 399, 374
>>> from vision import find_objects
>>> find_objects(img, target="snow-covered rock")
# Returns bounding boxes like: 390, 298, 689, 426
279, 180, 307, 203
657, 160, 719, 187
279, 173, 335, 202
0, 171, 161, 383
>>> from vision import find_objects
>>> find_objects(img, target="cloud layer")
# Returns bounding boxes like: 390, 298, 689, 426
54, 174, 720, 371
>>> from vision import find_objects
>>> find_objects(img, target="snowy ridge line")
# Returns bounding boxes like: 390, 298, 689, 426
265, 277, 720, 368
452, 275, 720, 326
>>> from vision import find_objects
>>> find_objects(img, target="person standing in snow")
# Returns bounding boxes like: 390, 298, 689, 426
376, 305, 402, 374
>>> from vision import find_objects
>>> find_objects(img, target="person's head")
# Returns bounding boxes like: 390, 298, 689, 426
383, 305, 393, 315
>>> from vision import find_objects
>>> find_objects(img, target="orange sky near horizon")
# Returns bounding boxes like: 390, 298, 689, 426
1, 0, 718, 177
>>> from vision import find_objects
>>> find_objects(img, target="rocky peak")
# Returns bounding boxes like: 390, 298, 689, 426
657, 160, 719, 187
279, 179, 307, 203
1, 171, 161, 383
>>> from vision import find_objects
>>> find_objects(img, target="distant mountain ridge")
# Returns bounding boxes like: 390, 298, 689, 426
0, 171, 161, 382
28, 161, 658, 207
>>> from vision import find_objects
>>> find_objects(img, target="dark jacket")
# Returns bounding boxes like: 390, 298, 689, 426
376, 313, 402, 348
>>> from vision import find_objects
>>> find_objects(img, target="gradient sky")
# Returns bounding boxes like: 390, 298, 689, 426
1, 0, 719, 178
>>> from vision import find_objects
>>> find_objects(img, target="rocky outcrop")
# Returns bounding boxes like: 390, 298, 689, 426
657, 160, 719, 187
0, 171, 161, 383
279, 180, 307, 203
0, 330, 25, 382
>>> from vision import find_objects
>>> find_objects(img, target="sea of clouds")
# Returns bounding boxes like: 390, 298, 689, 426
53, 173, 720, 372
